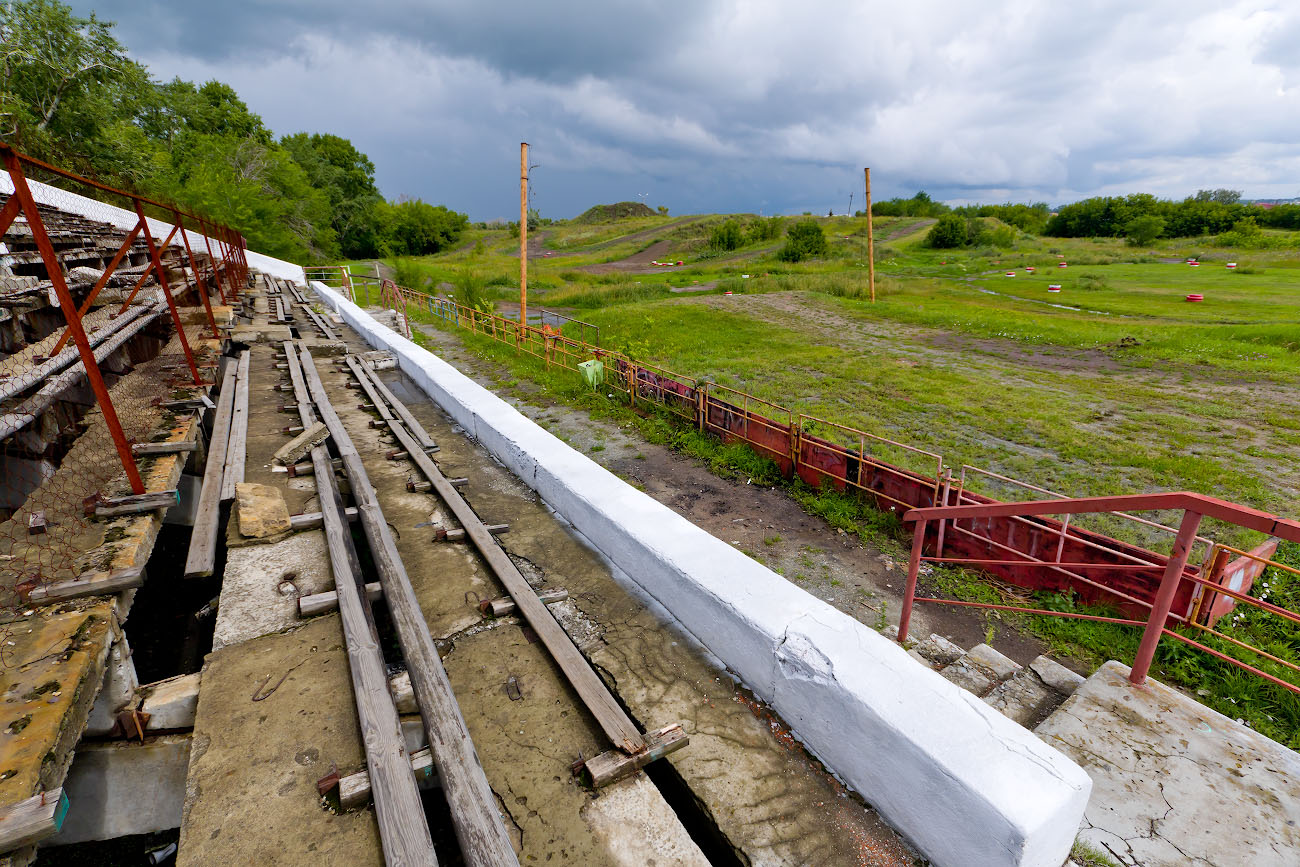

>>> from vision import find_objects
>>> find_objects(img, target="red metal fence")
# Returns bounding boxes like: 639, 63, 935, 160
0, 143, 244, 604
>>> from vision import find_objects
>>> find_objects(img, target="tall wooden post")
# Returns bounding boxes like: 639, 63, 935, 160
865, 167, 875, 303
519, 142, 529, 335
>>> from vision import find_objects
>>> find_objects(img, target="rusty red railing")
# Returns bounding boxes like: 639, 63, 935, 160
899, 493, 1300, 693
2, 142, 246, 494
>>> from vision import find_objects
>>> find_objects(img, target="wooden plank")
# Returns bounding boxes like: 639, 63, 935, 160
348, 355, 438, 451
298, 581, 382, 617
583, 725, 689, 788
218, 350, 250, 501
352, 359, 647, 755
0, 788, 69, 851
289, 506, 358, 532
486, 588, 568, 618
435, 524, 508, 542
131, 441, 198, 456
297, 347, 519, 867
25, 567, 144, 603
289, 349, 437, 866
183, 361, 238, 578
338, 748, 437, 811
92, 490, 178, 517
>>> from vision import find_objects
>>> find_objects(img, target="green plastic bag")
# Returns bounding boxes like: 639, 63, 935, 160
578, 359, 605, 390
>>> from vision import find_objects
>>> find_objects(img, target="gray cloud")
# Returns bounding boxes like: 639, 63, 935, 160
68, 1, 1300, 219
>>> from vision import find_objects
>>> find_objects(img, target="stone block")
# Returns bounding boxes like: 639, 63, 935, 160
1030, 655, 1085, 695
235, 482, 291, 539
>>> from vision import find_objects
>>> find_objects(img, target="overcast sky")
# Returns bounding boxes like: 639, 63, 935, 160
69, 1, 1300, 220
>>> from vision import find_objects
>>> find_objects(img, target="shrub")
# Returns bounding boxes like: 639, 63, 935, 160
746, 216, 784, 243
710, 219, 744, 251
777, 220, 829, 262
926, 214, 970, 248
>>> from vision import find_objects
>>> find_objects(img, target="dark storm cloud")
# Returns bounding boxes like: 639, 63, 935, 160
64, 1, 1300, 219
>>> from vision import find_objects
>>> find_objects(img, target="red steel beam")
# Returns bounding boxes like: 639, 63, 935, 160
0, 193, 22, 238
3, 150, 144, 494
51, 218, 144, 355
133, 202, 201, 385
174, 212, 219, 339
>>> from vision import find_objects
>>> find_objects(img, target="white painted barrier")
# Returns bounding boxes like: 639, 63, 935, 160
310, 282, 1091, 867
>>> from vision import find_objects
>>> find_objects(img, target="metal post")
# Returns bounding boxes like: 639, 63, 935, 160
199, 221, 229, 304
175, 212, 220, 339
865, 167, 875, 303
519, 142, 529, 340
1129, 510, 1203, 685
2, 150, 145, 494
134, 202, 203, 384
898, 519, 928, 643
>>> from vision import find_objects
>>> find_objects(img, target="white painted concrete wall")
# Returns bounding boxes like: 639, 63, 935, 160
0, 171, 305, 283
311, 282, 1091, 867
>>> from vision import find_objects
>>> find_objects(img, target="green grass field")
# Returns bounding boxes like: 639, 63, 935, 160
334, 208, 1300, 744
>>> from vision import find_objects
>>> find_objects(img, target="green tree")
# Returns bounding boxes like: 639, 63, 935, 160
777, 219, 828, 261
377, 198, 468, 256
926, 213, 969, 248
1124, 214, 1166, 247
282, 132, 383, 257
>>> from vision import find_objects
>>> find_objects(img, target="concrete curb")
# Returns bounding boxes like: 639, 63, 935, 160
310, 283, 1091, 867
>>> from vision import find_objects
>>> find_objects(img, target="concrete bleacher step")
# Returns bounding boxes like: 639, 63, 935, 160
939, 642, 1021, 696
892, 627, 1087, 727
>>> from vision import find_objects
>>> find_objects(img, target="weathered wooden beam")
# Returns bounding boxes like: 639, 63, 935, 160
285, 343, 437, 864
0, 788, 70, 850
483, 588, 568, 618
184, 362, 237, 579
218, 350, 250, 501
348, 355, 438, 452
297, 581, 381, 617
583, 724, 689, 788
338, 748, 437, 811
273, 420, 328, 465
26, 566, 144, 603
297, 346, 517, 867
91, 490, 179, 518
288, 506, 358, 532
435, 524, 509, 542
131, 440, 198, 456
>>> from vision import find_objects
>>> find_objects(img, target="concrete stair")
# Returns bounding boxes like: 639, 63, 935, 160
892, 628, 1086, 729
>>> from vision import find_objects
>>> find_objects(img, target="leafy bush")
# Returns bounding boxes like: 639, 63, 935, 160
709, 219, 744, 252
776, 220, 829, 262
926, 214, 970, 249
746, 216, 784, 243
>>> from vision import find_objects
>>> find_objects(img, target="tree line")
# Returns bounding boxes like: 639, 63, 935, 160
0, 0, 466, 263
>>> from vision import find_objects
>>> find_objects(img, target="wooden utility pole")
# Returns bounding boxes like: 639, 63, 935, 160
865, 167, 875, 303
519, 142, 529, 333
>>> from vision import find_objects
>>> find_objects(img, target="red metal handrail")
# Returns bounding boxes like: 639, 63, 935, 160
899, 493, 1300, 692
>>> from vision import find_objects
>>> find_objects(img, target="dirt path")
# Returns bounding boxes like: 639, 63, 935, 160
884, 218, 936, 241
414, 320, 1062, 669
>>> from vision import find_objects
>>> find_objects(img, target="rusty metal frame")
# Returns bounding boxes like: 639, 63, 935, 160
1, 147, 145, 494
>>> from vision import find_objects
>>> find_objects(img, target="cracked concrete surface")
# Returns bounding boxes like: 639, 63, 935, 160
1036, 660, 1300, 867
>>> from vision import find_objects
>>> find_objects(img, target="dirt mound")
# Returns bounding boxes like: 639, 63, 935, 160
574, 201, 657, 223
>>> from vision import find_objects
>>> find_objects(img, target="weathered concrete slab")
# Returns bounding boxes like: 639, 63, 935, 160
1036, 660, 1300, 867
213, 529, 332, 650
50, 734, 190, 845
581, 773, 709, 867
235, 482, 292, 539
179, 615, 381, 867
0, 604, 114, 811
